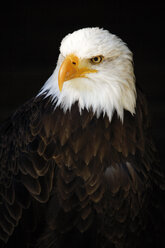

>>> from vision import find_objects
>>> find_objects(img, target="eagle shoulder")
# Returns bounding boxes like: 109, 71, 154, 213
0, 97, 56, 245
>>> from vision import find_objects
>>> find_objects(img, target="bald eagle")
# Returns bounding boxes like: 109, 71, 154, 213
0, 27, 165, 248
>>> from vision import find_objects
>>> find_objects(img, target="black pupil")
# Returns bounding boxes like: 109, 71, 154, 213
94, 57, 98, 61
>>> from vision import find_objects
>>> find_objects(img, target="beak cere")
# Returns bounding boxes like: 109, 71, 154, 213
58, 54, 97, 91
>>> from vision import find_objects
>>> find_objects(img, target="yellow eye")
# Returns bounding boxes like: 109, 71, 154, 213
90, 56, 103, 64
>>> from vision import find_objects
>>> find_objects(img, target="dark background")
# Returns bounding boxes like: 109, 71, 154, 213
1, 1, 165, 163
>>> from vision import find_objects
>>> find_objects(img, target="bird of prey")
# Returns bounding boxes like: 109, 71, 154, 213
0, 27, 165, 248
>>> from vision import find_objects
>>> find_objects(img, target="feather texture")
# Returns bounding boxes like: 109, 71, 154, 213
0, 90, 165, 248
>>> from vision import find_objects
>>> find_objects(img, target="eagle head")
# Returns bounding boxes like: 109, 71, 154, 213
39, 27, 136, 121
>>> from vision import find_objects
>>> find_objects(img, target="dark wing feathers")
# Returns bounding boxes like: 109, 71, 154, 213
0, 98, 56, 244
0, 91, 165, 248
103, 162, 147, 246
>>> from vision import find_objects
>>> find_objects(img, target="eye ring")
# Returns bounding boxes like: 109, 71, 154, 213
90, 56, 103, 64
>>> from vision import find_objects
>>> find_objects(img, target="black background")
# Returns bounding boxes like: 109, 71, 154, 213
1, 1, 165, 163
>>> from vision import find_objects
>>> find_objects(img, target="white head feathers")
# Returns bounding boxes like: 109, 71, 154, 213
39, 27, 136, 121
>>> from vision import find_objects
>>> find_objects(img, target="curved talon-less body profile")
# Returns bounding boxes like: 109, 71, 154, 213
0, 28, 165, 248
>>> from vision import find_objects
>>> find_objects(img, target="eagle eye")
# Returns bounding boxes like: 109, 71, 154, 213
90, 56, 103, 64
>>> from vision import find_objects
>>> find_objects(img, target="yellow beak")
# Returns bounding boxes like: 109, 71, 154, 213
58, 54, 97, 91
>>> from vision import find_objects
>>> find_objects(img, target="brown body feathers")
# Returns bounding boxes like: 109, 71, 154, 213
0, 90, 165, 248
